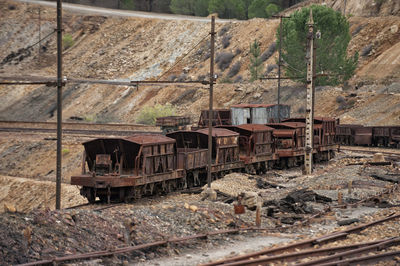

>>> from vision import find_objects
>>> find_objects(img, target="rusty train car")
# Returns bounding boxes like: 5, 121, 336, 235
336, 124, 400, 148
71, 117, 338, 203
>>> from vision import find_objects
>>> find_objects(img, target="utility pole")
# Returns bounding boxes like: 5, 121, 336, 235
38, 7, 41, 64
304, 9, 315, 175
207, 16, 215, 189
56, 0, 63, 209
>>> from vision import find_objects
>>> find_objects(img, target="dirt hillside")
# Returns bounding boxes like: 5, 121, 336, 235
0, 0, 399, 125
0, 0, 399, 210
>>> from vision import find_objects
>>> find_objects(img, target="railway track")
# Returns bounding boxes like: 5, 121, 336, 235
340, 145, 400, 156
204, 212, 400, 266
18, 212, 400, 266
0, 120, 161, 136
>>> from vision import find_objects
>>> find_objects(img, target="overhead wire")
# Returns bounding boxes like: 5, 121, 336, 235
156, 33, 210, 81
157, 24, 224, 81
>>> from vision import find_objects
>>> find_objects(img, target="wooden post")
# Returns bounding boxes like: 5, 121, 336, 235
338, 191, 343, 206
255, 203, 261, 227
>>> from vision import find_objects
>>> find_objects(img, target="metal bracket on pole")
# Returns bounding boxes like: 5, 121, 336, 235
304, 9, 315, 175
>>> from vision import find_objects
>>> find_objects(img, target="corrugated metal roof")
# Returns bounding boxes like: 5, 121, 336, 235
235, 124, 274, 132
197, 128, 239, 137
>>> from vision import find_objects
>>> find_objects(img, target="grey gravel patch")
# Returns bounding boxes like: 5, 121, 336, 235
135, 235, 293, 266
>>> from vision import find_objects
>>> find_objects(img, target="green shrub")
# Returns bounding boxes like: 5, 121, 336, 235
220, 76, 233, 83
249, 39, 263, 81
62, 148, 70, 155
62, 34, 74, 50
136, 104, 176, 125
84, 115, 95, 122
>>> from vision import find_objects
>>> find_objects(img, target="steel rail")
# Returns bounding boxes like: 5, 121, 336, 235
318, 249, 400, 266
295, 237, 400, 266
0, 120, 158, 128
340, 146, 400, 156
214, 238, 391, 266
16, 212, 400, 265
17, 228, 247, 266
203, 212, 400, 266
0, 127, 160, 136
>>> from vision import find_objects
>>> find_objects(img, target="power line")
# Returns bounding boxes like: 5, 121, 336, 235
157, 33, 210, 81
27, 30, 56, 51
0, 75, 212, 88
157, 23, 225, 81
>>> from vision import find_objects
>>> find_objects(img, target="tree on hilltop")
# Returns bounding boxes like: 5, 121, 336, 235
277, 5, 358, 86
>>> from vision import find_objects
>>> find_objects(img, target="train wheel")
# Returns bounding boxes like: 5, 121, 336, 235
84, 188, 96, 204
186, 172, 195, 188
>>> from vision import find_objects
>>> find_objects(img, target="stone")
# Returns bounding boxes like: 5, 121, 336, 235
201, 187, 217, 201
189, 205, 198, 212
390, 25, 398, 34
4, 204, 16, 213
372, 153, 385, 162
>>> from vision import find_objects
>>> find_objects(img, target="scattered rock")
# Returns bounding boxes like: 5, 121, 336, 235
4, 204, 16, 213
338, 218, 360, 226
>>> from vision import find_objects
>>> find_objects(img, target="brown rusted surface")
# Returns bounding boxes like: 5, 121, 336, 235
336, 124, 364, 145
295, 237, 400, 266
197, 127, 238, 137
197, 128, 239, 165
234, 123, 274, 132
155, 116, 190, 127
124, 134, 175, 145
210, 239, 390, 266
72, 134, 181, 202
198, 109, 231, 127
167, 131, 209, 170
354, 126, 373, 145
268, 123, 305, 158
316, 250, 400, 266
217, 124, 275, 165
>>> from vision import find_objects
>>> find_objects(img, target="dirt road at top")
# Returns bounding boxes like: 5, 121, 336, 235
14, 0, 231, 22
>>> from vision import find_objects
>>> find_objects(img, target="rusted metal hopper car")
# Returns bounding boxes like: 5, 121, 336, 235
266, 122, 306, 168
217, 124, 276, 174
71, 134, 185, 203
